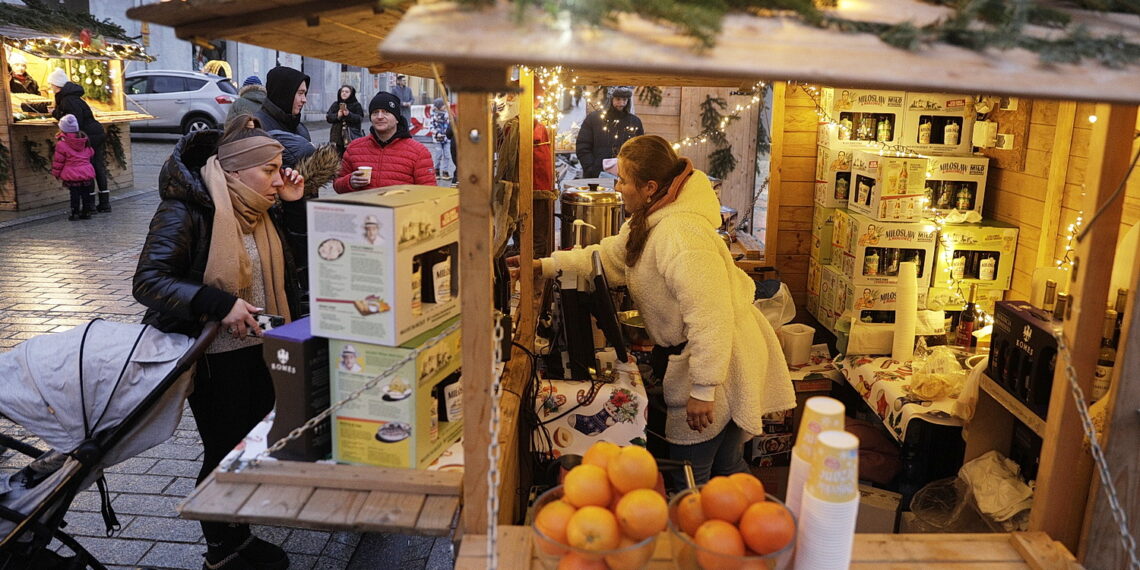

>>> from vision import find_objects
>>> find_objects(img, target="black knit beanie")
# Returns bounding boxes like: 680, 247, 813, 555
265, 66, 310, 115
368, 91, 409, 135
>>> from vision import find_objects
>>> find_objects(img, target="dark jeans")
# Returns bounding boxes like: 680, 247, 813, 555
668, 421, 751, 491
91, 141, 108, 194
67, 182, 94, 213
188, 345, 275, 546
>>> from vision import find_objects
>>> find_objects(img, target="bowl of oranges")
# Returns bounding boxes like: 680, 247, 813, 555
667, 474, 796, 570
531, 442, 668, 569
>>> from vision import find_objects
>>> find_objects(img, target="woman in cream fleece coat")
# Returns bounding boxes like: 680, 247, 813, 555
539, 135, 795, 486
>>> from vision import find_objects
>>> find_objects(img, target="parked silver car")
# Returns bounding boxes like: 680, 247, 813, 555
124, 70, 236, 134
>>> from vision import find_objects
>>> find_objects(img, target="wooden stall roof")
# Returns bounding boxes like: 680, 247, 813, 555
125, 0, 430, 76
377, 1, 1140, 102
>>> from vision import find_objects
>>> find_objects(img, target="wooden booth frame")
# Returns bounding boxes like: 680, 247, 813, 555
127, 1, 1140, 567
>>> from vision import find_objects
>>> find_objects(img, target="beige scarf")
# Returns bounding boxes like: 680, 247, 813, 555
646, 157, 694, 217
201, 156, 291, 321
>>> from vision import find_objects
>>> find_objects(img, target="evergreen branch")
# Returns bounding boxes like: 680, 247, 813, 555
107, 125, 127, 170
22, 138, 49, 173
636, 86, 663, 107
0, 139, 11, 187
708, 145, 737, 179
0, 0, 133, 41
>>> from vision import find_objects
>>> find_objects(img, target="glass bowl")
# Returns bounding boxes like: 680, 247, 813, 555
531, 485, 659, 569
666, 488, 796, 570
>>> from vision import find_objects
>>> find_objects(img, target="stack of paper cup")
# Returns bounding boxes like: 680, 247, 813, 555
795, 430, 861, 570
786, 396, 845, 519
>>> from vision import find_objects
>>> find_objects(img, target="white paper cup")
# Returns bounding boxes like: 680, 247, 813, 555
793, 396, 845, 451
807, 430, 860, 503
795, 489, 859, 570
785, 448, 811, 519
777, 323, 815, 366
356, 166, 373, 178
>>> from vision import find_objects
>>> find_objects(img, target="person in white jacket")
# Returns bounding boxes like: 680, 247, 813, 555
535, 135, 796, 487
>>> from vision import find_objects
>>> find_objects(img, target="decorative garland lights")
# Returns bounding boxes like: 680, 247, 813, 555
672, 81, 766, 151
5, 36, 151, 61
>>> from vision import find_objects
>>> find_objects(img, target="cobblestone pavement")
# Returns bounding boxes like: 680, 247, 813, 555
0, 132, 454, 570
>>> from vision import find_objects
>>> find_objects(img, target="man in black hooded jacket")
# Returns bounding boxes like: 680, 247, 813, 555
254, 66, 311, 141
575, 86, 644, 178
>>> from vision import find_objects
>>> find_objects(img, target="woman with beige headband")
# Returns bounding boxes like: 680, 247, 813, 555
133, 114, 305, 570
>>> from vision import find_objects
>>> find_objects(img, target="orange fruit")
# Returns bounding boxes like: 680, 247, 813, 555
739, 501, 796, 555
582, 441, 621, 470
728, 472, 767, 504
675, 491, 707, 536
534, 499, 576, 554
614, 488, 668, 540
566, 505, 621, 552
701, 476, 750, 523
563, 464, 613, 508
693, 519, 746, 568
607, 445, 658, 493
603, 534, 657, 570
556, 552, 607, 570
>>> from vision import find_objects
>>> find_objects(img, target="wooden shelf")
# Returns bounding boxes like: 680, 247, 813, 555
979, 373, 1046, 437
180, 462, 462, 536
456, 526, 1079, 569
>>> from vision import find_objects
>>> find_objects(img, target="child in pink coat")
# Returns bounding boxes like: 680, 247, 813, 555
51, 114, 97, 220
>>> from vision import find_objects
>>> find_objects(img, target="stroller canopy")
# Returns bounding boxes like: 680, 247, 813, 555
0, 320, 194, 456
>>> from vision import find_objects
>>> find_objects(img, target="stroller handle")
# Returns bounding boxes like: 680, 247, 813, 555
175, 321, 221, 370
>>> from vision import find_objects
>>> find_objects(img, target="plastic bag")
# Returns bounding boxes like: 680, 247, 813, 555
953, 355, 988, 420
754, 282, 795, 329
909, 345, 967, 400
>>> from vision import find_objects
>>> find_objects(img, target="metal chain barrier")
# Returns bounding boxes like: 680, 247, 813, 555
486, 313, 506, 568
244, 321, 463, 467
1053, 329, 1139, 569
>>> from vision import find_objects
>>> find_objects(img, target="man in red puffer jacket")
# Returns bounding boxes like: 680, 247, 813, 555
334, 91, 436, 192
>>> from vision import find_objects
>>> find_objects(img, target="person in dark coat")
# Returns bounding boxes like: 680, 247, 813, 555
333, 91, 436, 192
227, 75, 266, 122
325, 84, 364, 154
575, 86, 644, 178
133, 114, 306, 569
254, 66, 310, 141
7, 52, 38, 95
47, 68, 111, 212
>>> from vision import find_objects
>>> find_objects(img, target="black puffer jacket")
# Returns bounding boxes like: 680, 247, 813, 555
575, 102, 644, 178
255, 98, 311, 141
132, 130, 307, 337
52, 82, 105, 147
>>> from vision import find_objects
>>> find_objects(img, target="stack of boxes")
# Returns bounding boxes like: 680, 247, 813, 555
307, 186, 465, 469
806, 88, 1018, 340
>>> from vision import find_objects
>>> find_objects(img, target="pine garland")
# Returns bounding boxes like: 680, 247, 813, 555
106, 125, 127, 170
0, 0, 134, 41
636, 86, 663, 107
0, 139, 11, 187
22, 138, 49, 173
454, 0, 1140, 67
700, 95, 740, 179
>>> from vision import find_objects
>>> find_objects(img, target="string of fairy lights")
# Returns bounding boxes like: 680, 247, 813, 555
4, 36, 152, 61
672, 80, 767, 150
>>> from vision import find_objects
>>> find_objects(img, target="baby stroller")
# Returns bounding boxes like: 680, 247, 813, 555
0, 319, 218, 569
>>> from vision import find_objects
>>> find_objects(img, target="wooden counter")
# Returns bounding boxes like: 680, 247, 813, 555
455, 526, 1081, 569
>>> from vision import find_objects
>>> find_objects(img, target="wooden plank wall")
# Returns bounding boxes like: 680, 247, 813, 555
6, 125, 134, 211
773, 85, 818, 308
639, 86, 761, 234
984, 101, 1140, 303
0, 48, 16, 208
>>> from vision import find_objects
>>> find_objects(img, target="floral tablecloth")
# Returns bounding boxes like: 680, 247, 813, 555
531, 360, 648, 459
835, 355, 961, 442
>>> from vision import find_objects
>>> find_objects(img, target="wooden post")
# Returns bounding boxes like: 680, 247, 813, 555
1034, 101, 1076, 269
455, 85, 496, 536
518, 68, 535, 313
1029, 103, 1136, 552
764, 81, 787, 265
1080, 196, 1140, 566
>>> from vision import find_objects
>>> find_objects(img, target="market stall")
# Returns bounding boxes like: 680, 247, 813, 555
0, 17, 152, 211
126, 0, 1139, 568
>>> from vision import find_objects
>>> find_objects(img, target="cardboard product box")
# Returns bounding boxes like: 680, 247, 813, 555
818, 88, 907, 149
754, 465, 791, 502
923, 155, 990, 216
926, 285, 1005, 314
308, 186, 460, 347
848, 150, 929, 222
835, 211, 937, 286
262, 317, 331, 461
831, 207, 854, 253
749, 433, 793, 467
816, 264, 845, 332
814, 146, 853, 209
806, 292, 821, 320
857, 485, 902, 533
931, 219, 1018, 290
989, 301, 1058, 420
808, 256, 823, 296
900, 92, 976, 156
836, 275, 929, 324
330, 317, 463, 469
811, 205, 837, 264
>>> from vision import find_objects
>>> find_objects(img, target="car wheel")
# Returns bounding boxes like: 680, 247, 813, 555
183, 115, 215, 134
